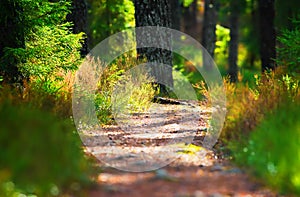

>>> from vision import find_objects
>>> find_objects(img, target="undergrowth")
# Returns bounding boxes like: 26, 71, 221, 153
0, 100, 96, 196
91, 54, 156, 124
197, 67, 300, 195
0, 72, 96, 196
220, 68, 299, 142
201, 69, 300, 195
0, 73, 74, 119
233, 101, 300, 195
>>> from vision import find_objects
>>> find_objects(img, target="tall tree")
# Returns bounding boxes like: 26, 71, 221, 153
258, 0, 276, 72
245, 0, 260, 68
182, 0, 198, 40
202, 0, 217, 70
67, 0, 89, 56
228, 0, 239, 82
134, 0, 173, 91
227, 0, 246, 82
170, 0, 181, 30
0, 0, 25, 83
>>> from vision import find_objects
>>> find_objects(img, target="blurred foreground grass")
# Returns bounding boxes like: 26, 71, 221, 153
232, 101, 300, 195
0, 101, 96, 196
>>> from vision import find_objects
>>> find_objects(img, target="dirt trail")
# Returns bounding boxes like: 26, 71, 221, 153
82, 101, 279, 197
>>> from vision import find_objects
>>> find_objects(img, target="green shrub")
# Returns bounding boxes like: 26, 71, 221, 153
0, 79, 74, 119
1, 0, 83, 95
5, 23, 83, 95
216, 71, 300, 142
93, 54, 156, 124
112, 71, 156, 115
232, 101, 300, 195
208, 70, 300, 195
0, 101, 94, 196
277, 18, 300, 75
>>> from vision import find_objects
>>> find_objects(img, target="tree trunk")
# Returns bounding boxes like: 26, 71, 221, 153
170, 0, 181, 30
0, 0, 25, 83
67, 0, 89, 56
182, 0, 198, 40
248, 0, 259, 68
202, 0, 217, 71
228, 2, 239, 82
258, 0, 276, 72
134, 0, 173, 92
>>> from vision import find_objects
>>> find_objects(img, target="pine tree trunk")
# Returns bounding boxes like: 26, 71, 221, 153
258, 0, 276, 72
202, 0, 217, 71
67, 0, 89, 56
248, 0, 259, 68
228, 3, 239, 82
134, 0, 173, 91
170, 0, 181, 30
182, 0, 198, 40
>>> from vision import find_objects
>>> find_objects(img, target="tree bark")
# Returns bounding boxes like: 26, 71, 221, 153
248, 0, 259, 68
67, 0, 89, 56
170, 0, 181, 30
258, 0, 276, 72
202, 0, 217, 71
228, 1, 239, 82
182, 0, 198, 40
134, 0, 173, 91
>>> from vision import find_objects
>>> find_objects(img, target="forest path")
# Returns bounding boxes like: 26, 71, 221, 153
85, 101, 278, 197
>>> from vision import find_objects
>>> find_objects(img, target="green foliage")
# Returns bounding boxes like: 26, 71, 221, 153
1, 0, 83, 94
93, 57, 126, 124
0, 65, 75, 118
5, 24, 83, 94
173, 54, 205, 100
87, 0, 135, 47
202, 70, 300, 142
238, 0, 260, 69
232, 101, 300, 195
91, 54, 156, 124
113, 71, 156, 115
214, 24, 230, 73
18, 0, 71, 28
238, 68, 260, 87
277, 18, 300, 75
217, 0, 261, 80
0, 76, 3, 88
210, 69, 300, 194
0, 101, 94, 196
215, 25, 230, 55
180, 0, 194, 7
173, 60, 202, 85
127, 82, 155, 112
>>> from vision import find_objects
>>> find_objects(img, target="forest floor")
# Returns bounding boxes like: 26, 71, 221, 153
84, 101, 281, 197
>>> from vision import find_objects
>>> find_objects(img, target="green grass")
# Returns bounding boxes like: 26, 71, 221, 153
232, 101, 300, 195
0, 101, 95, 196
